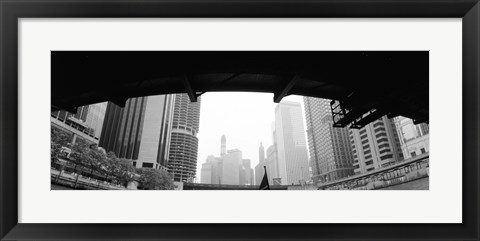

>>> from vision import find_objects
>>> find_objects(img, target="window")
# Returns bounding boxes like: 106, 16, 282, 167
377, 138, 388, 143
374, 127, 386, 133
375, 133, 387, 138
373, 122, 384, 128
142, 163, 154, 168
420, 148, 426, 153
367, 167, 375, 172
380, 154, 393, 160
364, 149, 371, 155
378, 143, 390, 149
365, 160, 373, 165
411, 152, 417, 157
379, 149, 390, 154
361, 139, 369, 145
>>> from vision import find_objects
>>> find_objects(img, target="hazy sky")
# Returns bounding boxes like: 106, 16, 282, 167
196, 92, 308, 178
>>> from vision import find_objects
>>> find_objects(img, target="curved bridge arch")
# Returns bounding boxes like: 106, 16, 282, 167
52, 51, 428, 128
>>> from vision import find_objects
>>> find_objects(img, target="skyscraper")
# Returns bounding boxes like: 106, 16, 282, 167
200, 155, 223, 184
167, 94, 201, 182
51, 102, 108, 145
303, 97, 354, 183
221, 134, 226, 157
255, 142, 280, 185
222, 149, 242, 185
240, 159, 254, 185
255, 143, 266, 185
274, 101, 310, 185
394, 117, 429, 159
99, 95, 175, 170
349, 116, 403, 174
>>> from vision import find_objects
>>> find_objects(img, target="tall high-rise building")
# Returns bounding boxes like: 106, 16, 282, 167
51, 102, 108, 145
349, 116, 404, 175
259, 142, 265, 164
222, 149, 242, 185
240, 159, 254, 185
255, 142, 280, 185
201, 135, 255, 185
266, 144, 280, 183
255, 143, 266, 185
394, 117, 429, 159
167, 94, 201, 182
200, 155, 223, 184
99, 95, 175, 170
303, 97, 354, 183
274, 101, 310, 185
221, 134, 226, 157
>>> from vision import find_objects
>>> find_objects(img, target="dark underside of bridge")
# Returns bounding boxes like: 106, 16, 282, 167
52, 51, 428, 128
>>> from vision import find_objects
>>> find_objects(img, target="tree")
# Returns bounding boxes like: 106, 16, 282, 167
135, 168, 174, 190
69, 141, 108, 188
112, 157, 136, 187
50, 127, 72, 164
51, 127, 73, 184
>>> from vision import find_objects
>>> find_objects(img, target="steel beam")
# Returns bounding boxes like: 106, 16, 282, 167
182, 74, 197, 102
273, 75, 298, 103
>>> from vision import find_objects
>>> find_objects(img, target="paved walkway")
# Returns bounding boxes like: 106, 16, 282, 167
380, 177, 429, 190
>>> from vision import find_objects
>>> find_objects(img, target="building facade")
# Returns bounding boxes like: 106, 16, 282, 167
201, 135, 253, 185
99, 95, 175, 170
303, 97, 354, 183
167, 94, 201, 182
221, 134, 226, 157
51, 102, 108, 145
394, 117, 430, 159
221, 149, 242, 185
275, 101, 310, 185
200, 155, 223, 184
240, 159, 254, 185
349, 116, 404, 175
255, 143, 266, 185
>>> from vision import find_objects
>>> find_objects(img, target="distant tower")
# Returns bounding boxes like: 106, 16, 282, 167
221, 134, 226, 157
259, 142, 265, 163
255, 142, 267, 185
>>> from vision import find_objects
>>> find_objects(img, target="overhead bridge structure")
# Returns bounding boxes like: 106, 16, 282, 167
52, 51, 428, 128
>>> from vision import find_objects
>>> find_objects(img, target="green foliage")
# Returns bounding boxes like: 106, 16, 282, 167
51, 129, 174, 189
106, 155, 136, 187
50, 127, 72, 162
136, 168, 174, 190
51, 127, 72, 146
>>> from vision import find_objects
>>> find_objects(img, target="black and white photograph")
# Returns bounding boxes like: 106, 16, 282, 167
50, 51, 429, 191
3, 1, 478, 239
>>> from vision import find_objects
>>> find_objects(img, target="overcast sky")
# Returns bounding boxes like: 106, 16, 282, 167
196, 92, 308, 179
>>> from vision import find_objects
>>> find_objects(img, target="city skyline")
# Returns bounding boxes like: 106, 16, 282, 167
51, 91, 430, 190
196, 92, 309, 180
51, 91, 429, 187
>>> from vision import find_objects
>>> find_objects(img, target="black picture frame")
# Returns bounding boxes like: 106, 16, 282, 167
1, 0, 478, 240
